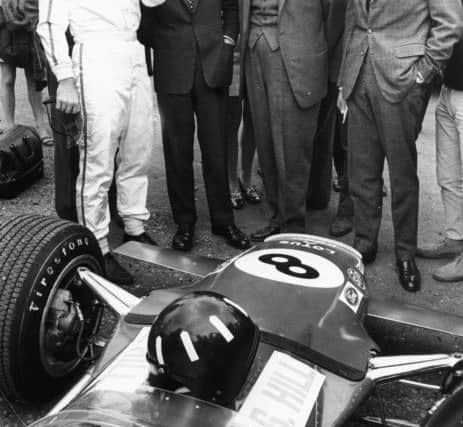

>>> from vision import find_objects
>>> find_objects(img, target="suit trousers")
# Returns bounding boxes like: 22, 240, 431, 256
307, 82, 338, 209
157, 57, 234, 227
245, 35, 320, 232
348, 56, 430, 260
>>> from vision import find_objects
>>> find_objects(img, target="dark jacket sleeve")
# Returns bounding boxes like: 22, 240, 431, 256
222, 0, 239, 42
137, 3, 156, 47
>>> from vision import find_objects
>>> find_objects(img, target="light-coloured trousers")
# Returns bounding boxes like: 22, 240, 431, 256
436, 85, 463, 240
73, 37, 154, 246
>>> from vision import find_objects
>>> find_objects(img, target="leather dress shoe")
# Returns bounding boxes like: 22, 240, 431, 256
353, 239, 378, 265
212, 224, 251, 250
251, 224, 281, 242
123, 232, 157, 246
396, 258, 421, 292
104, 252, 134, 287
172, 224, 194, 251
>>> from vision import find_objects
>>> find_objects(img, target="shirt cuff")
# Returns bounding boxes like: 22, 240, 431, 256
54, 62, 74, 82
141, 0, 166, 6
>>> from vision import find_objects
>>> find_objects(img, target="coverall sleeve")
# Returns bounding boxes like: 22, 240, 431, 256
37, 0, 73, 82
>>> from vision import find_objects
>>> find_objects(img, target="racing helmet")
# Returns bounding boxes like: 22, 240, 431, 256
146, 291, 260, 405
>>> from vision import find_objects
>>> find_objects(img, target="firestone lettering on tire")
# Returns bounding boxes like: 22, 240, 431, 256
28, 237, 90, 313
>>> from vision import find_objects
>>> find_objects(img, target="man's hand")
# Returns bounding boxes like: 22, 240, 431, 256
56, 78, 81, 114
337, 89, 348, 124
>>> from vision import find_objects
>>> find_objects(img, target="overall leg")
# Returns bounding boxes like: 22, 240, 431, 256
157, 91, 196, 226
74, 43, 123, 253
117, 45, 153, 237
0, 62, 16, 129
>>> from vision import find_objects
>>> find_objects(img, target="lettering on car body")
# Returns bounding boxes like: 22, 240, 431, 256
238, 351, 325, 427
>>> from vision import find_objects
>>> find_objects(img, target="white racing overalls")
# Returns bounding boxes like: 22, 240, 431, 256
38, 0, 163, 253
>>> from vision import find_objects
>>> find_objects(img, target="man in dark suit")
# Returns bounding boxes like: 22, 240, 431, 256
238, 0, 331, 240
338, 0, 463, 291
139, 0, 250, 251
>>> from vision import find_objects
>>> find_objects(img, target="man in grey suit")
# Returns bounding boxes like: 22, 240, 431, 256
239, 0, 331, 240
338, 0, 463, 291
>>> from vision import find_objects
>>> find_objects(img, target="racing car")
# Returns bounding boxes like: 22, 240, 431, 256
1, 214, 463, 427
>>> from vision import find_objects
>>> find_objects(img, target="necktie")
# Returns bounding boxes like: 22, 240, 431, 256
366, 0, 371, 13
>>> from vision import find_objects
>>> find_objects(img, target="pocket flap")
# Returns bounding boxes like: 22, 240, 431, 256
395, 44, 425, 58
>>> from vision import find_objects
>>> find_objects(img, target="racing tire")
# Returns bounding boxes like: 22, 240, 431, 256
421, 384, 463, 427
0, 215, 104, 402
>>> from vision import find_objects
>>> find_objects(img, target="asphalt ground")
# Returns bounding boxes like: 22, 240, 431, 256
0, 71, 461, 426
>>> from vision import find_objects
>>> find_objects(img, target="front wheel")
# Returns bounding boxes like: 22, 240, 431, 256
0, 215, 104, 402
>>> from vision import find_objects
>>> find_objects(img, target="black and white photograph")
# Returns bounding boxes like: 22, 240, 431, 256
0, 0, 463, 425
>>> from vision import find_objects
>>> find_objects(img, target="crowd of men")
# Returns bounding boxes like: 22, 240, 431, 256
1, 0, 463, 293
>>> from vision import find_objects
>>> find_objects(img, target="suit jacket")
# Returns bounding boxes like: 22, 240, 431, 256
139, 0, 239, 94
239, 0, 332, 109
339, 0, 463, 103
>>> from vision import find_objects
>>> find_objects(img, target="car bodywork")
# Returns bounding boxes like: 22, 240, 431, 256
30, 234, 463, 427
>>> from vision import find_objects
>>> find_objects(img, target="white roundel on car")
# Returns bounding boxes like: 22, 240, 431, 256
234, 248, 345, 288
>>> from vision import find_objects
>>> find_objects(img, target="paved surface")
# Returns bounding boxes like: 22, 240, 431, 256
0, 71, 461, 426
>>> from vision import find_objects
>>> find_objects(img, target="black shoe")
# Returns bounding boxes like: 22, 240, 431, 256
251, 224, 281, 242
104, 253, 134, 286
396, 258, 421, 292
123, 232, 157, 246
172, 224, 194, 251
212, 224, 251, 249
329, 216, 353, 237
353, 239, 378, 265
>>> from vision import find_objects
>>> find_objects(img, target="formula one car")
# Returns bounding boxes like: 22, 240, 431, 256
1, 215, 463, 427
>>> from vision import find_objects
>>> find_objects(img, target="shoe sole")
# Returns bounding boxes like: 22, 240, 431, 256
432, 273, 463, 282
416, 251, 463, 260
